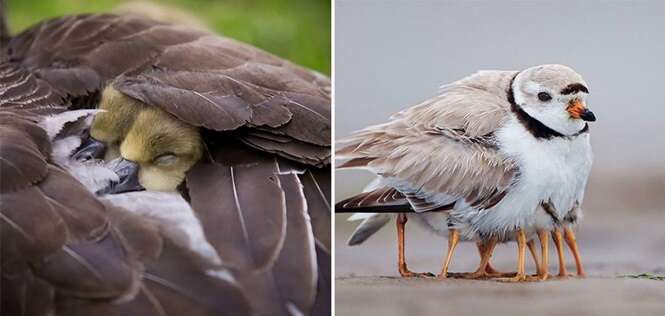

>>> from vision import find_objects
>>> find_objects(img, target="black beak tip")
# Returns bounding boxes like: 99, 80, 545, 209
580, 109, 596, 122
97, 159, 145, 195
73, 138, 106, 161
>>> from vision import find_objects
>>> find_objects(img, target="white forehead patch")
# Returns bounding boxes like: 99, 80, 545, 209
523, 81, 548, 94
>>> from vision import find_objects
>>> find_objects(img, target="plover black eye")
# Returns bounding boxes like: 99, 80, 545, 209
537, 92, 552, 102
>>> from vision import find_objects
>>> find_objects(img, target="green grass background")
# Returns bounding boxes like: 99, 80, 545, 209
5, 0, 331, 74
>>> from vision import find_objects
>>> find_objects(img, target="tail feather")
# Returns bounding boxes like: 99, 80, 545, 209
335, 187, 412, 213
337, 187, 415, 245
347, 214, 391, 246
347, 213, 374, 221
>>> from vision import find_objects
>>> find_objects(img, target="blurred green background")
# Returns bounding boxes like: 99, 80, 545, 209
5, 0, 331, 74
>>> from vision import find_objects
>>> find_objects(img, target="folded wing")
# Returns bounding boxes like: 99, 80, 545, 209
337, 71, 519, 212
0, 112, 251, 316
6, 14, 331, 167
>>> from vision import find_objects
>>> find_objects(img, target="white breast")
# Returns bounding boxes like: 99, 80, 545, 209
455, 118, 592, 239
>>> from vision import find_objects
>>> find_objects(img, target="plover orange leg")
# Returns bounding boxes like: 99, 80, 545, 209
397, 213, 434, 277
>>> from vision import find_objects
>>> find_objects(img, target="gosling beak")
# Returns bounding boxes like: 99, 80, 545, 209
567, 99, 596, 122
98, 158, 145, 195
73, 137, 106, 161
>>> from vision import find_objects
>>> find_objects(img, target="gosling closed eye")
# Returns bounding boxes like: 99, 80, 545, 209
154, 153, 177, 166
537, 92, 552, 102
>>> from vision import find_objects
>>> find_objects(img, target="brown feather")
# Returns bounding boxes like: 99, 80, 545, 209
0, 116, 50, 192
240, 132, 329, 167
55, 290, 166, 316
309, 245, 331, 316
0, 186, 68, 262
186, 157, 286, 270
142, 241, 252, 316
33, 234, 138, 299
1, 270, 54, 316
38, 166, 108, 241
272, 172, 317, 314
0, 63, 64, 111
114, 72, 256, 131
299, 168, 331, 253
264, 92, 330, 146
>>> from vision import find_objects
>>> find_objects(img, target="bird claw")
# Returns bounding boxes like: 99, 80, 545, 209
495, 274, 527, 282
486, 271, 517, 278
399, 270, 435, 278
553, 273, 576, 280
459, 271, 491, 279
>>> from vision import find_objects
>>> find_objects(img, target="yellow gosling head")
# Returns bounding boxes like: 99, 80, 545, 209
90, 87, 145, 160
119, 105, 203, 191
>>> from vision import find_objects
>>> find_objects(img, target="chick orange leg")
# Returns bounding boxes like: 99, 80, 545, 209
496, 229, 527, 282
482, 240, 518, 278
527, 239, 541, 275
485, 263, 515, 277
536, 229, 550, 280
485, 255, 515, 277
459, 237, 498, 279
552, 228, 569, 278
396, 213, 433, 277
564, 227, 586, 278
437, 228, 460, 279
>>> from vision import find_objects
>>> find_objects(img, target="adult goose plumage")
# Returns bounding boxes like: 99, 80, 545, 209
1, 12, 330, 316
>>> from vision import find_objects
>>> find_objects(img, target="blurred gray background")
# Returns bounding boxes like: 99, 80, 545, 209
335, 1, 665, 315
336, 0, 665, 197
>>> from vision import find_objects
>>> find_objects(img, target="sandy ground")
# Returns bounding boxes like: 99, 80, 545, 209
336, 277, 665, 316
335, 174, 665, 315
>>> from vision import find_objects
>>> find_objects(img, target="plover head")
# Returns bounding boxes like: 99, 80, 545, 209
511, 64, 595, 136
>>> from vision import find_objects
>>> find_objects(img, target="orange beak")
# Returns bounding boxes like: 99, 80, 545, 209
567, 99, 596, 121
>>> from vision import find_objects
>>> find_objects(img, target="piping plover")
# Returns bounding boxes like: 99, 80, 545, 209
337, 64, 594, 281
